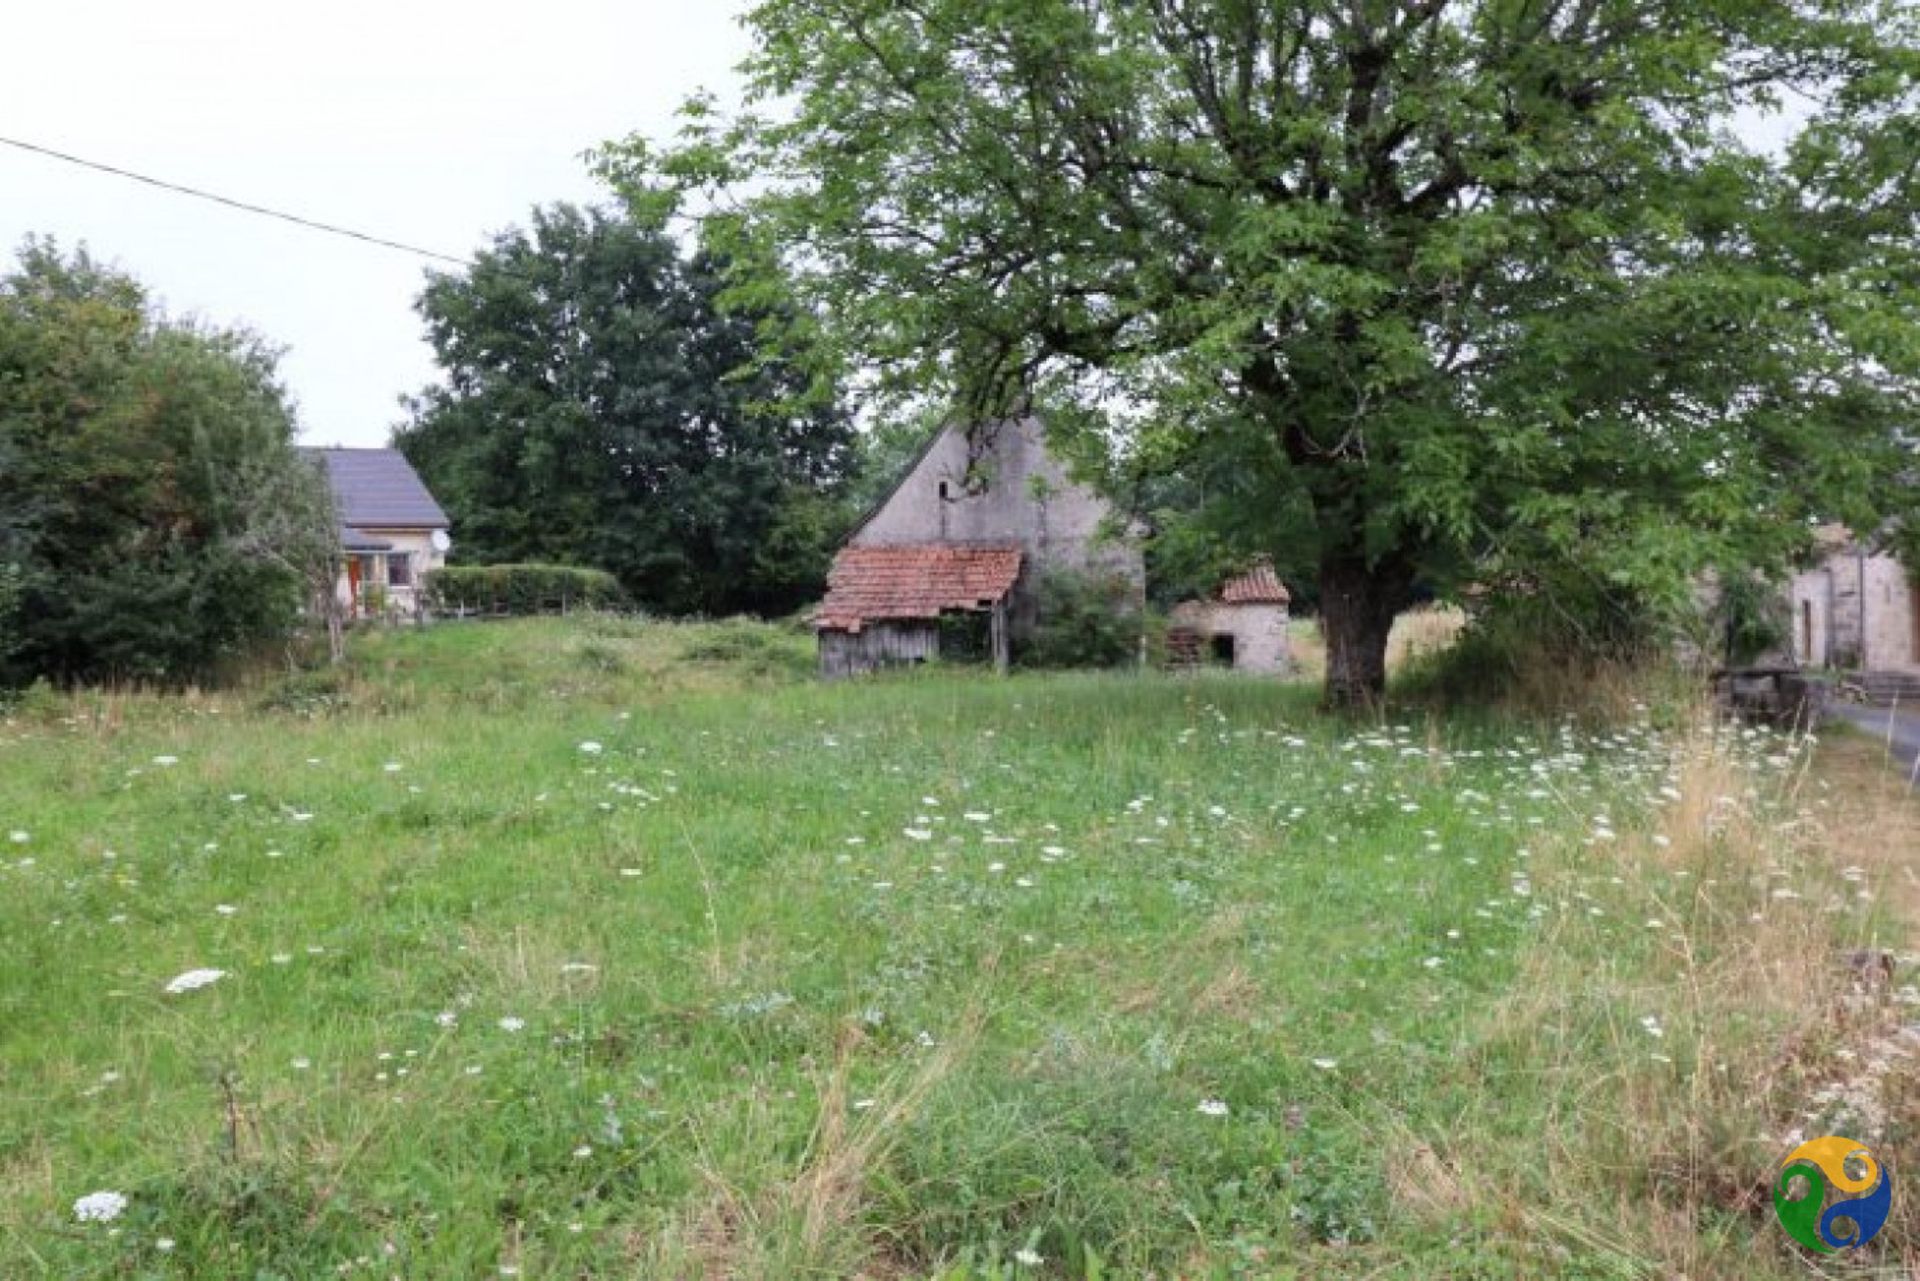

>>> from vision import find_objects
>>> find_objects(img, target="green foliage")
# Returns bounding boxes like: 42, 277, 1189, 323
603, 0, 1920, 704
1395, 600, 1698, 724
1717, 570, 1793, 667
422, 563, 624, 616
0, 238, 329, 688
846, 410, 944, 516
1023, 569, 1142, 669
394, 204, 857, 618
676, 617, 816, 680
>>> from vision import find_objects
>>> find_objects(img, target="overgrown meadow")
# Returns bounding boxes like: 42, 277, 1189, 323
2, 617, 1914, 1278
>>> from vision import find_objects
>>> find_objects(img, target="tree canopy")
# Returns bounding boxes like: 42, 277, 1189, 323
394, 204, 858, 618
603, 0, 1920, 704
0, 239, 331, 688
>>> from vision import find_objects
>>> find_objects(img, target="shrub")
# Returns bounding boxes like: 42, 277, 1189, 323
422, 564, 624, 616
1022, 569, 1143, 670
677, 619, 815, 680
1395, 601, 1696, 723
1715, 569, 1791, 667
0, 242, 328, 689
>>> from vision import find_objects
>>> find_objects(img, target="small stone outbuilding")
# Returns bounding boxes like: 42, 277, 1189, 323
1168, 559, 1293, 673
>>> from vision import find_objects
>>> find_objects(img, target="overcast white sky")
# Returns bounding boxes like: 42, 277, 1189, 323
0, 0, 750, 447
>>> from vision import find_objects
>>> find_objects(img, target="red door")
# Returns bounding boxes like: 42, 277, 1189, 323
346, 557, 362, 615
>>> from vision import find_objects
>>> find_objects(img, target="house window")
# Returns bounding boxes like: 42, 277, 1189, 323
1209, 634, 1236, 666
938, 480, 951, 500
388, 553, 412, 588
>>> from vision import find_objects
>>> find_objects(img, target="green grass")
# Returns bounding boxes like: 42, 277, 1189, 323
0, 617, 1902, 1277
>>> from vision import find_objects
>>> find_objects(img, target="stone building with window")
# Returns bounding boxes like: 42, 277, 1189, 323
1787, 528, 1919, 689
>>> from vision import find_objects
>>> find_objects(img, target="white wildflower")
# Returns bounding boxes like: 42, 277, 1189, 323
1014, 1247, 1044, 1266
73, 1191, 127, 1222
1196, 1098, 1230, 1117
578, 741, 603, 755
498, 1016, 525, 1032
163, 968, 226, 995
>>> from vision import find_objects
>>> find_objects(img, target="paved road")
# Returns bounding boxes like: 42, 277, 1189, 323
1825, 702, 1920, 777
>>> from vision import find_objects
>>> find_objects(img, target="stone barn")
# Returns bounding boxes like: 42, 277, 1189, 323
1787, 528, 1919, 683
1168, 559, 1293, 673
816, 417, 1143, 677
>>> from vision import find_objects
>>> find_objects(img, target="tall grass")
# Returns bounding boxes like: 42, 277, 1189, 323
0, 617, 1910, 1277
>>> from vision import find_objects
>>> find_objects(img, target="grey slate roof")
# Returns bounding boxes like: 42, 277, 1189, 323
302, 448, 449, 530
339, 526, 395, 552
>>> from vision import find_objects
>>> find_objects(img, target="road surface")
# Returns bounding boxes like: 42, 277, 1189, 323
1825, 702, 1920, 777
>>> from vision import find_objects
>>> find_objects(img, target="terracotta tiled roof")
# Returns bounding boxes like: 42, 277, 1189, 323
816, 544, 1023, 632
1218, 559, 1290, 605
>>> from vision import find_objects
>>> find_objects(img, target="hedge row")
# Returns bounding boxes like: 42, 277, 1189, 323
422, 564, 625, 616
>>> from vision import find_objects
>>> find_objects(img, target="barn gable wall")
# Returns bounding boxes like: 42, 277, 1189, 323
850, 418, 1143, 627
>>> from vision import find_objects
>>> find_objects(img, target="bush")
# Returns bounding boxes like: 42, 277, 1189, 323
422, 564, 624, 616
1395, 601, 1697, 723
0, 242, 328, 689
1022, 569, 1143, 669
1715, 569, 1791, 667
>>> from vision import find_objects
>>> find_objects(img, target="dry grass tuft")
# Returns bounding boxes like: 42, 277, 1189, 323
1384, 1139, 1475, 1223
654, 1010, 980, 1278
1418, 713, 1920, 1276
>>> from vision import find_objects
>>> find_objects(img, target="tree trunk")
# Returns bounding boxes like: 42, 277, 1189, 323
1319, 556, 1411, 710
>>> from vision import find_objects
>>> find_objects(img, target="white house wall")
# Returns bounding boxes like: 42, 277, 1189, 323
331, 529, 448, 618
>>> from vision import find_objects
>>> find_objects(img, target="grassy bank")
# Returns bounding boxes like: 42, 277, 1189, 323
0, 617, 1912, 1277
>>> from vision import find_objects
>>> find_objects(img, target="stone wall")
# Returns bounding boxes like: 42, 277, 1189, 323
1168, 601, 1292, 673
1787, 549, 1917, 670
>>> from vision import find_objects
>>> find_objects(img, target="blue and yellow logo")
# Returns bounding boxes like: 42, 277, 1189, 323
1773, 1135, 1891, 1252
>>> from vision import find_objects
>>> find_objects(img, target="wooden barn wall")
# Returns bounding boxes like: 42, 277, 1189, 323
818, 623, 941, 679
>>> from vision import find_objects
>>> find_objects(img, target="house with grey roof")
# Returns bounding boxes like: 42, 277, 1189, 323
302, 448, 451, 619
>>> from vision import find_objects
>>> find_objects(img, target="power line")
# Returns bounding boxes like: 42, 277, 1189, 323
0, 133, 477, 269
